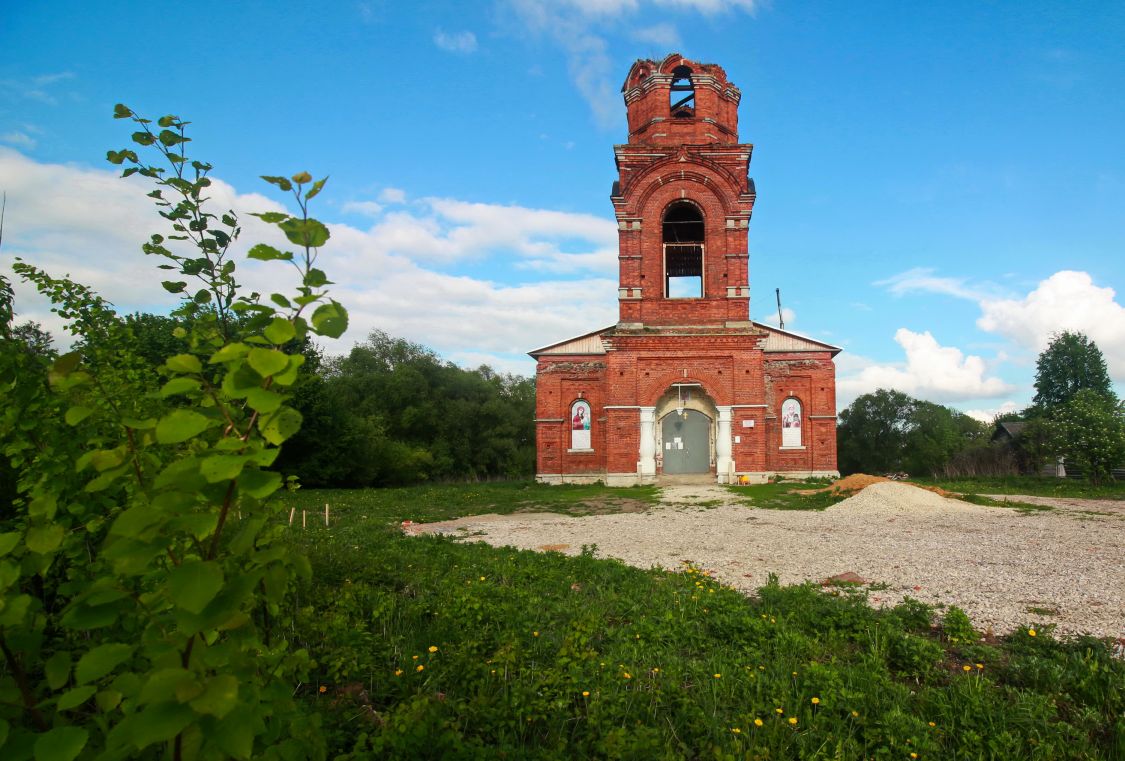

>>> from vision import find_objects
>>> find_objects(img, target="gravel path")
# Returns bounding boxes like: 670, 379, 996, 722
411, 482, 1125, 641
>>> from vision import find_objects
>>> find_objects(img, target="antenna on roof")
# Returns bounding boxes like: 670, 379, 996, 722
775, 287, 784, 329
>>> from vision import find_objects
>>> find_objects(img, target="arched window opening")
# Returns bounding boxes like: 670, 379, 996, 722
781, 397, 802, 448
570, 400, 592, 450
669, 65, 695, 118
662, 201, 704, 298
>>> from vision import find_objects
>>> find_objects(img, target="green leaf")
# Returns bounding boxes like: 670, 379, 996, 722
65, 406, 94, 426
167, 561, 224, 614
162, 280, 188, 293
246, 387, 283, 413
96, 689, 123, 712
121, 417, 157, 429
311, 300, 348, 338
213, 714, 254, 759
131, 702, 195, 750
45, 651, 71, 690
259, 406, 303, 445
269, 293, 292, 308
34, 726, 88, 761
263, 317, 296, 344
279, 217, 330, 248
249, 211, 288, 224
29, 495, 57, 519
247, 348, 289, 377
138, 668, 194, 705
157, 128, 185, 146
76, 643, 134, 685
159, 377, 201, 398
209, 342, 250, 363
290, 171, 313, 184
58, 685, 97, 711
131, 130, 156, 146
260, 175, 293, 192
237, 469, 281, 500
109, 504, 163, 539
200, 455, 247, 483
303, 268, 330, 287
190, 675, 239, 718
26, 524, 65, 554
246, 243, 292, 261
156, 409, 213, 444
165, 353, 203, 373
0, 532, 20, 557
194, 288, 213, 304
305, 176, 328, 201
113, 103, 133, 119
272, 354, 306, 387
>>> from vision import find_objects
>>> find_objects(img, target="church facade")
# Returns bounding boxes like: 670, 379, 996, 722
531, 55, 840, 485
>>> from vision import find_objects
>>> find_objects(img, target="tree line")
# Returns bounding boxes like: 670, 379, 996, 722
838, 331, 1125, 484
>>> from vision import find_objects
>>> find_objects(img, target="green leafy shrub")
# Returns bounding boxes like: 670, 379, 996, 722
0, 107, 346, 759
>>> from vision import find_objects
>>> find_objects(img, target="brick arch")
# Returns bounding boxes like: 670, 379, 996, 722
639, 371, 732, 408
621, 158, 745, 216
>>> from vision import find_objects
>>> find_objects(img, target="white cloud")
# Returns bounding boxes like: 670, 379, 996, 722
433, 29, 479, 54
341, 200, 383, 217
759, 306, 795, 328
0, 149, 617, 374
630, 23, 681, 47
875, 267, 986, 300
1, 131, 37, 149
963, 401, 1020, 424
378, 187, 407, 203
977, 270, 1125, 380
0, 72, 75, 105
503, 1, 757, 128
837, 328, 1013, 408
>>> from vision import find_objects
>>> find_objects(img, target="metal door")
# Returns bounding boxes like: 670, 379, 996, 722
661, 410, 711, 474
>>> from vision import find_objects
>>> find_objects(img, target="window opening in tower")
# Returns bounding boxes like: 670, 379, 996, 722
663, 201, 704, 298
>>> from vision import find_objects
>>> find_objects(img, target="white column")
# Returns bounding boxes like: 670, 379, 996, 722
716, 405, 733, 483
638, 406, 657, 476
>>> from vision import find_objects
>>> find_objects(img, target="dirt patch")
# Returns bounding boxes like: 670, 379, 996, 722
797, 474, 953, 498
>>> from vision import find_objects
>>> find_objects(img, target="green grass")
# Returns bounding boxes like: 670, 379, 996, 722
726, 482, 850, 511
282, 481, 660, 524
286, 484, 1125, 759
955, 493, 1055, 514
914, 475, 1125, 500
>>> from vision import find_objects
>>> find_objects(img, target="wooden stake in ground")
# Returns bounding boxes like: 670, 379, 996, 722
324, 503, 330, 527
288, 507, 296, 526
302, 510, 306, 529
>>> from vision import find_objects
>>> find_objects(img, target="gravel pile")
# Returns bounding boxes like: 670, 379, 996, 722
412, 482, 1125, 641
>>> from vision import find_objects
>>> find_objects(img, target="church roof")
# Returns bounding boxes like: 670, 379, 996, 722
529, 322, 841, 358
752, 322, 842, 356
528, 326, 614, 357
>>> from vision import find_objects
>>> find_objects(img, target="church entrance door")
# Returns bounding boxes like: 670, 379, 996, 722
661, 410, 711, 474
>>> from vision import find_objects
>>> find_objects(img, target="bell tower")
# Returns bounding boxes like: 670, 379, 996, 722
612, 54, 756, 327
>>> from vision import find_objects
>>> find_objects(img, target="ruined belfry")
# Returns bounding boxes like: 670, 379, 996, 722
531, 54, 840, 485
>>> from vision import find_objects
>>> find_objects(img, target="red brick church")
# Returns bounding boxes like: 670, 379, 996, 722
531, 54, 840, 485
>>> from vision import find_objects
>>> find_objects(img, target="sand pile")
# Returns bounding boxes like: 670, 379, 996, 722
798, 474, 953, 498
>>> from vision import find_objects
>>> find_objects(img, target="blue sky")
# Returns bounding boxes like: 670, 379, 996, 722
3, 0, 1123, 417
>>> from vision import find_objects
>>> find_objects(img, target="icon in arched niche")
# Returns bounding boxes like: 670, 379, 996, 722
571, 400, 592, 450
781, 397, 802, 448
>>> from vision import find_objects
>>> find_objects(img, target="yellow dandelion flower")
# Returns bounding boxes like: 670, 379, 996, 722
811, 697, 820, 705
962, 664, 972, 672
975, 663, 983, 670
753, 718, 763, 727
479, 576, 485, 581
851, 710, 859, 718
412, 655, 419, 660
582, 691, 590, 697
1028, 628, 1037, 637
714, 673, 722, 679
928, 721, 936, 727
428, 645, 439, 653
731, 727, 741, 734
910, 754, 918, 759
788, 717, 798, 725
623, 672, 632, 679
394, 669, 403, 677
533, 631, 539, 637
758, 665, 765, 671
775, 708, 784, 715
416, 665, 424, 672
318, 686, 327, 694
